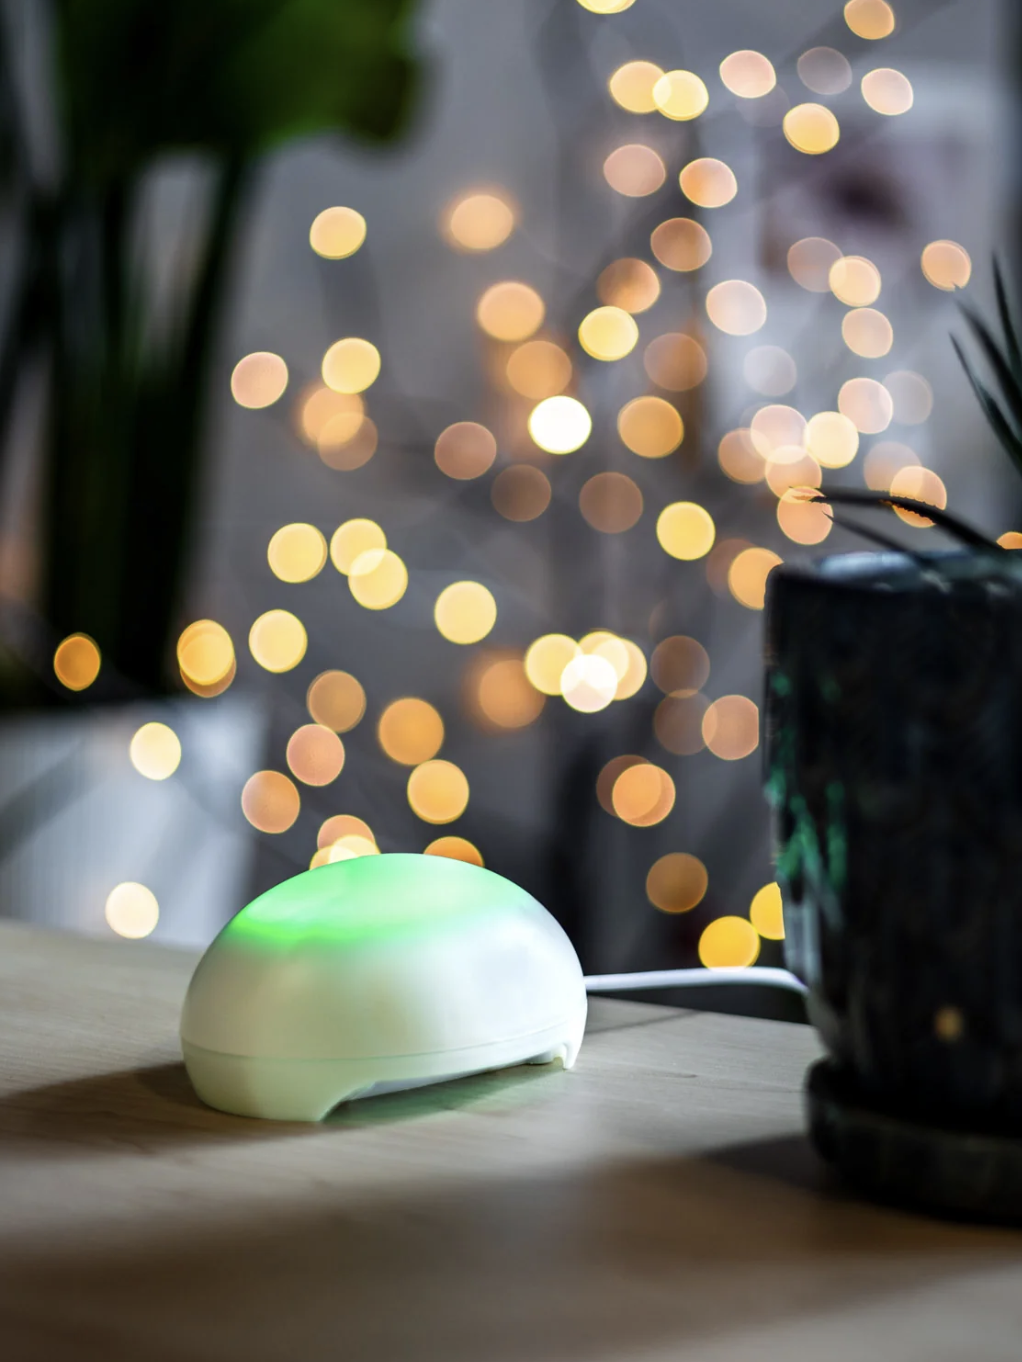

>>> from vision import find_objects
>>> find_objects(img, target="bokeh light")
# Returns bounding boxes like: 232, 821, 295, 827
312, 833, 379, 868
805, 410, 860, 468
749, 404, 806, 457
609, 60, 664, 113
579, 472, 643, 533
231, 352, 288, 409
921, 240, 972, 291
651, 635, 710, 695
838, 377, 893, 433
654, 693, 709, 755
743, 346, 797, 397
650, 218, 712, 271
241, 770, 300, 833
578, 305, 639, 360
561, 653, 618, 713
706, 280, 766, 335
319, 416, 377, 473
999, 532, 1022, 550
318, 814, 376, 849
307, 670, 365, 732
618, 395, 683, 458
764, 446, 822, 499
299, 385, 364, 444
750, 882, 785, 939
54, 633, 101, 691
657, 502, 715, 559
797, 47, 852, 95
647, 853, 708, 912
525, 634, 580, 695
477, 282, 545, 341
703, 695, 759, 759
845, 0, 896, 40
105, 882, 159, 939
707, 538, 752, 595
597, 755, 646, 814
603, 144, 666, 196
653, 70, 709, 120
719, 51, 776, 99
679, 158, 737, 208
309, 206, 366, 259
614, 640, 648, 700
434, 422, 498, 480
286, 724, 345, 786
842, 308, 893, 359
348, 549, 408, 609
322, 338, 380, 394
249, 609, 307, 672
444, 190, 515, 251
884, 370, 934, 424
379, 697, 445, 765
862, 67, 913, 115
267, 523, 327, 583
475, 656, 546, 729
890, 466, 948, 527
407, 759, 469, 824
863, 440, 920, 490
783, 103, 840, 154
177, 620, 234, 695
506, 340, 572, 399
597, 258, 661, 313
330, 518, 386, 574
699, 916, 760, 968
788, 237, 842, 291
644, 332, 707, 391
777, 492, 834, 545
528, 396, 592, 453
129, 722, 181, 781
612, 762, 676, 825
577, 0, 635, 12
728, 547, 783, 609
718, 429, 766, 484
424, 836, 484, 866
829, 256, 882, 306
435, 581, 497, 644
491, 465, 552, 520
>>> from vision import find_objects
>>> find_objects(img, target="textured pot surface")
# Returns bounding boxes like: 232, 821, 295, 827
765, 550, 1022, 1130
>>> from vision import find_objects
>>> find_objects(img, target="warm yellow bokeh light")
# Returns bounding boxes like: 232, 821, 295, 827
177, 620, 233, 690
596, 755, 647, 814
921, 240, 972, 291
434, 422, 497, 480
180, 660, 235, 700
444, 191, 515, 252
299, 385, 364, 445
286, 724, 345, 786
241, 770, 300, 834
231, 352, 288, 409
435, 581, 497, 645
319, 418, 377, 473
651, 635, 709, 696
647, 853, 708, 913
653, 70, 709, 121
249, 610, 307, 673
765, 446, 822, 500
491, 465, 552, 520
797, 47, 852, 96
318, 814, 376, 850
378, 697, 444, 766
783, 103, 840, 154
650, 217, 712, 271
578, 306, 639, 361
845, 0, 896, 41
609, 60, 664, 113
407, 759, 469, 824
703, 695, 759, 760
561, 653, 618, 713
267, 523, 327, 583
506, 340, 572, 399
829, 255, 882, 306
597, 258, 661, 314
706, 280, 766, 335
129, 722, 181, 781
750, 882, 785, 940
306, 670, 365, 732
424, 836, 484, 867
105, 882, 159, 939
788, 236, 842, 292
603, 144, 666, 197
577, 0, 635, 11
838, 377, 893, 434
321, 338, 380, 395
884, 370, 933, 425
999, 532, 1022, 550
477, 281, 545, 342
842, 307, 893, 358
777, 492, 834, 545
655, 693, 709, 754
528, 395, 592, 454
728, 547, 783, 610
618, 395, 683, 458
526, 634, 580, 696
679, 158, 737, 208
309, 206, 366, 259
749, 404, 806, 457
329, 518, 386, 575
579, 472, 643, 533
862, 67, 913, 115
348, 549, 408, 610
805, 410, 860, 468
744, 346, 797, 397
719, 51, 776, 99
312, 833, 380, 868
644, 332, 707, 392
614, 640, 648, 700
54, 633, 101, 692
699, 916, 760, 969
657, 502, 716, 560
475, 655, 546, 729
612, 763, 676, 826
890, 466, 948, 527
718, 429, 766, 484
863, 440, 920, 490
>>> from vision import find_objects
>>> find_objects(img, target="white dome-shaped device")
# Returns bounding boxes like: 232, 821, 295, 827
180, 853, 587, 1120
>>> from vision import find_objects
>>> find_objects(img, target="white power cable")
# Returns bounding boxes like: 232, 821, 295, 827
584, 967, 807, 996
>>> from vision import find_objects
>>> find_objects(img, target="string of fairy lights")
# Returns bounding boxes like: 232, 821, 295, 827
49, 0, 988, 960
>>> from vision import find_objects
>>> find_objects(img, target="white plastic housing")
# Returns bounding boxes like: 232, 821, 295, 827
180, 853, 587, 1120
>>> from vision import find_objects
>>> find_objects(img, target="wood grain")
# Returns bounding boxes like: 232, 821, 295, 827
2, 921, 1022, 1362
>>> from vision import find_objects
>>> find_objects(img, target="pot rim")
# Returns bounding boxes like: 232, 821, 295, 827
770, 548, 1017, 597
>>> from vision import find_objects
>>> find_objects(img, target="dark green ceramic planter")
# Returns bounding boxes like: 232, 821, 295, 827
764, 550, 1022, 1219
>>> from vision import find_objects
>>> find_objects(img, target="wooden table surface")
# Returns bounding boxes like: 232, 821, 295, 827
2, 922, 1022, 1362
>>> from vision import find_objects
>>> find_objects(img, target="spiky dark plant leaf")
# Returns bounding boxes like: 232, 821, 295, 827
993, 259, 1022, 382
802, 488, 1004, 552
950, 337, 1022, 480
